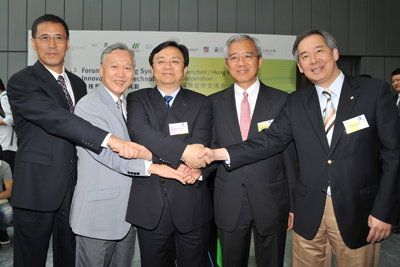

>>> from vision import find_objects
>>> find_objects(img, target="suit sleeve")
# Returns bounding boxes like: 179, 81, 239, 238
74, 98, 147, 176
127, 92, 212, 168
370, 82, 400, 222
7, 71, 108, 153
226, 97, 294, 170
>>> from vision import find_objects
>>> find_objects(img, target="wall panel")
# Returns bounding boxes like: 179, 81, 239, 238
102, 0, 122, 30
179, 0, 198, 31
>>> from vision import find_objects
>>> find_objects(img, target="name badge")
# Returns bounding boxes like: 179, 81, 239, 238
257, 119, 274, 132
343, 114, 369, 134
169, 122, 189, 136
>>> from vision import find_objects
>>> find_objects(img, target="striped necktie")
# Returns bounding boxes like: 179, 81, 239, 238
322, 89, 335, 145
164, 95, 173, 110
57, 75, 74, 113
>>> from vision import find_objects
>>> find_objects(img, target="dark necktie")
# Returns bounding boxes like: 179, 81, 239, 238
57, 75, 74, 113
164, 95, 173, 110
116, 99, 127, 124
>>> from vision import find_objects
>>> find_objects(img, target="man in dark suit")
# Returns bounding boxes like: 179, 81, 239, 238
208, 34, 298, 267
7, 14, 148, 267
201, 29, 400, 266
126, 41, 212, 267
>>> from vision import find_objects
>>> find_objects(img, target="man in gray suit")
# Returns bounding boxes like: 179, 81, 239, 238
70, 43, 191, 267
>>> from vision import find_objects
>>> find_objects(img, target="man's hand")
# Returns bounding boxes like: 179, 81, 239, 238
107, 135, 143, 159
287, 212, 294, 230
149, 164, 191, 184
182, 144, 209, 168
198, 147, 229, 162
137, 145, 152, 161
182, 167, 202, 184
367, 215, 392, 243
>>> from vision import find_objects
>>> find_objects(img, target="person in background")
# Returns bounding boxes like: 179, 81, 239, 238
0, 79, 17, 173
391, 67, 400, 234
201, 29, 400, 267
0, 159, 13, 246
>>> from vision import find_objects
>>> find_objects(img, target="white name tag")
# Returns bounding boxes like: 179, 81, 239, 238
257, 119, 274, 132
169, 122, 189, 136
343, 114, 369, 134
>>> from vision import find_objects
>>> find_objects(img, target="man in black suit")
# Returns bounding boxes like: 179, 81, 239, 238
201, 29, 400, 266
208, 34, 298, 267
126, 41, 212, 267
7, 14, 148, 267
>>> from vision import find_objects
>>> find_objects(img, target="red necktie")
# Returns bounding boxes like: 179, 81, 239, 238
240, 92, 251, 141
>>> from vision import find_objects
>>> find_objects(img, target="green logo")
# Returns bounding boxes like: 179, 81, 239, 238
132, 43, 140, 49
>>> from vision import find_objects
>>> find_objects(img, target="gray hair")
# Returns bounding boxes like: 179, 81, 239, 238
292, 29, 337, 62
223, 34, 263, 59
100, 42, 135, 64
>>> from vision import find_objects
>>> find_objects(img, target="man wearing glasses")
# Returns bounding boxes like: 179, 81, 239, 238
125, 41, 212, 267
7, 14, 145, 267
207, 35, 298, 266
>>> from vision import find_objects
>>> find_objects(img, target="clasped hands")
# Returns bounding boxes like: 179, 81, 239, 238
182, 144, 228, 167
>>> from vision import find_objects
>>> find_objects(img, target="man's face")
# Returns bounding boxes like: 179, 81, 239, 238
296, 34, 340, 88
225, 39, 263, 89
151, 46, 187, 90
32, 22, 69, 73
100, 49, 134, 97
392, 74, 400, 93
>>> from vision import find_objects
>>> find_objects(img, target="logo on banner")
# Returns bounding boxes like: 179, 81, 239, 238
203, 46, 209, 53
131, 43, 141, 53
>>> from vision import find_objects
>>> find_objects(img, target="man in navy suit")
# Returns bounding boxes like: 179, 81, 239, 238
208, 34, 298, 267
126, 41, 212, 267
201, 29, 400, 266
7, 14, 148, 267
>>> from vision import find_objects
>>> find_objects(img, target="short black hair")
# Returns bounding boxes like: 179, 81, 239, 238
149, 41, 189, 67
31, 14, 69, 39
0, 78, 4, 92
391, 68, 400, 77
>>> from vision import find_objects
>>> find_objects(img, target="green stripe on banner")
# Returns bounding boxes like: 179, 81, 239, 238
217, 229, 223, 267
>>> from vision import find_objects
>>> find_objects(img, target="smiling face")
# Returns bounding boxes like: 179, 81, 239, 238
296, 34, 340, 88
225, 39, 263, 89
31, 22, 70, 74
151, 46, 187, 93
392, 74, 400, 93
100, 49, 134, 97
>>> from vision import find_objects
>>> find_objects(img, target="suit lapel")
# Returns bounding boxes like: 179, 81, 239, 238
33, 61, 70, 108
221, 86, 243, 142
149, 87, 168, 131
248, 84, 273, 139
302, 85, 330, 154
66, 70, 85, 102
329, 76, 359, 153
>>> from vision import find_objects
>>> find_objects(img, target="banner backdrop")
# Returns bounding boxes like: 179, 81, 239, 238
28, 31, 296, 95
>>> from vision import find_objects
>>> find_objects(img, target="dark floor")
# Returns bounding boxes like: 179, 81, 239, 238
1, 227, 399, 266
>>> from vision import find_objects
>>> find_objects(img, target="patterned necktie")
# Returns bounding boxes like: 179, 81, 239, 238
116, 99, 127, 123
240, 92, 251, 141
322, 89, 336, 145
57, 75, 74, 113
164, 95, 173, 110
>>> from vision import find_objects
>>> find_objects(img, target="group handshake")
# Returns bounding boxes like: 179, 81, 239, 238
108, 135, 223, 184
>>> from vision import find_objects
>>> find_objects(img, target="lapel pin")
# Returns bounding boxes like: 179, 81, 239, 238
350, 96, 354, 100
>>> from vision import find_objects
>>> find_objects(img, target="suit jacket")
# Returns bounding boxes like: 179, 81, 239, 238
125, 87, 212, 233
7, 60, 108, 211
70, 84, 147, 240
209, 83, 298, 235
226, 76, 400, 249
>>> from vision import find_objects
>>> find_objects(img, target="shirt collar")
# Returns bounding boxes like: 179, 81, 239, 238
315, 71, 345, 98
157, 87, 181, 98
103, 83, 125, 103
234, 78, 260, 98
45, 66, 66, 80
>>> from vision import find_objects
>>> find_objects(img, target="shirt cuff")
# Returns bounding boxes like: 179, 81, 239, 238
101, 133, 112, 148
225, 151, 231, 165
144, 160, 152, 176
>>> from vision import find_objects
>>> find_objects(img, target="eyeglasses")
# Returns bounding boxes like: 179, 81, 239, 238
153, 58, 184, 67
34, 34, 68, 43
226, 53, 259, 63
